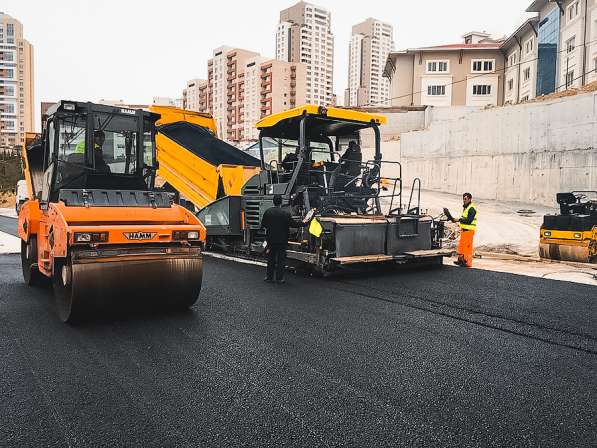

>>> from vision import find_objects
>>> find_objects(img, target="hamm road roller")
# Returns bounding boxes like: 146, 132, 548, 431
18, 101, 205, 322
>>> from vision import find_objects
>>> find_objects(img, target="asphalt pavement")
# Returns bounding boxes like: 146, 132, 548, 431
0, 215, 17, 237
0, 253, 596, 447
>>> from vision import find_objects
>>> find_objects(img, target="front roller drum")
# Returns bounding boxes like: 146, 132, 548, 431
53, 255, 203, 323
539, 242, 592, 263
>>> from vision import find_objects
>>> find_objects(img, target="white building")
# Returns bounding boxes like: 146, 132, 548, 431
276, 1, 334, 106
345, 18, 394, 107
558, 0, 597, 90
502, 17, 539, 104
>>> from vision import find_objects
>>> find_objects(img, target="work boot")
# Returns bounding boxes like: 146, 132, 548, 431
453, 260, 465, 267
264, 277, 274, 283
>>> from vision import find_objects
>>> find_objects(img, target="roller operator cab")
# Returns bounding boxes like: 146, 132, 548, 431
197, 105, 448, 274
18, 101, 206, 322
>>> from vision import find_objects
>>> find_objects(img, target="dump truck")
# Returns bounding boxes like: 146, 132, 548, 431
539, 191, 597, 263
18, 101, 206, 322
153, 104, 447, 275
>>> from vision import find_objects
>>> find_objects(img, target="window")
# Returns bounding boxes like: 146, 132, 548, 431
427, 60, 449, 73
525, 38, 534, 54
508, 79, 514, 91
524, 68, 531, 81
521, 95, 529, 101
566, 71, 574, 88
473, 85, 492, 95
566, 36, 576, 53
509, 53, 517, 67
472, 59, 494, 72
568, 1, 579, 21
427, 85, 446, 96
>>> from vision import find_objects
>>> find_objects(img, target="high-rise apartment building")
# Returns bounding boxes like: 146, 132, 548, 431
183, 79, 207, 112
195, 46, 306, 144
276, 1, 334, 106
345, 18, 394, 107
0, 12, 34, 148
207, 46, 260, 140
241, 57, 306, 141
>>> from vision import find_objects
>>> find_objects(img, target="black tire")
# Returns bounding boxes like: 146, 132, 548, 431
52, 258, 83, 323
21, 237, 43, 286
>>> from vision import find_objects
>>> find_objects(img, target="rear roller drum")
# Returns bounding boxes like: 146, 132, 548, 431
21, 237, 43, 286
52, 258, 85, 323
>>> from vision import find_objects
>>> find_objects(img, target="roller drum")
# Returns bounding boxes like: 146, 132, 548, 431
539, 242, 591, 263
53, 248, 203, 322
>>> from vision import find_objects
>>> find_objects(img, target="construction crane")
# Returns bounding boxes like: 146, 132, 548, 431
152, 104, 448, 275
540, 191, 597, 263
18, 101, 206, 322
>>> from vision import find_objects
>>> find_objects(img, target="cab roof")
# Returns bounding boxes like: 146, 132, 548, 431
256, 104, 387, 141
45, 100, 159, 121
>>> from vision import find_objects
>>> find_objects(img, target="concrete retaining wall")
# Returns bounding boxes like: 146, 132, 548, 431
398, 92, 597, 206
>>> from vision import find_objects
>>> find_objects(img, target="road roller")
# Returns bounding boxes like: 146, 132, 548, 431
539, 191, 597, 263
18, 101, 205, 322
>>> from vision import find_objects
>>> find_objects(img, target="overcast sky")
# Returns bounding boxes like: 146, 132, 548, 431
7, 0, 534, 129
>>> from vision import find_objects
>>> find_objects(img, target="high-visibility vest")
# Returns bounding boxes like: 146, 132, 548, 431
459, 203, 478, 231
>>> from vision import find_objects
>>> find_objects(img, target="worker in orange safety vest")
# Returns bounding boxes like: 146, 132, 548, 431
446, 193, 478, 267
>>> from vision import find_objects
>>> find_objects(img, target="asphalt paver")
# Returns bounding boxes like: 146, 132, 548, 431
0, 253, 595, 447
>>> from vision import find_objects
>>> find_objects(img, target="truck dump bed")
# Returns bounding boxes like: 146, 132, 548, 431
151, 106, 261, 209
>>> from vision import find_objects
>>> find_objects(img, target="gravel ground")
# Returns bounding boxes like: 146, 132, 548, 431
0, 253, 595, 447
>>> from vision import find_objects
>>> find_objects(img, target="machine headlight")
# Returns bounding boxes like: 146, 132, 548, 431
75, 233, 91, 242
574, 232, 582, 239
74, 232, 108, 243
543, 231, 551, 237
173, 230, 200, 240
63, 102, 76, 111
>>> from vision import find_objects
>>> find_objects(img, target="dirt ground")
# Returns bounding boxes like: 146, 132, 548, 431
0, 191, 15, 208
391, 188, 557, 257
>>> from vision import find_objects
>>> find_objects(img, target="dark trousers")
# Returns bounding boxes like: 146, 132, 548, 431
266, 244, 287, 281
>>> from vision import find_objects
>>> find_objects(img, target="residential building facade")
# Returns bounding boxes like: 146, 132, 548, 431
345, 18, 394, 107
526, 0, 597, 93
276, 1, 334, 106
502, 17, 540, 104
198, 46, 306, 144
557, 0, 597, 89
383, 32, 505, 107
0, 12, 34, 147
183, 79, 207, 112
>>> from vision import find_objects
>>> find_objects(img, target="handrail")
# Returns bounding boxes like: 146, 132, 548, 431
407, 177, 421, 214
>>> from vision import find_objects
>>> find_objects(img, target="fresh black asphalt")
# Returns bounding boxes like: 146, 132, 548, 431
0, 215, 17, 237
0, 252, 596, 447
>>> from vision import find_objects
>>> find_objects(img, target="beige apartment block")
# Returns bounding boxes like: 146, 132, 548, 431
0, 11, 34, 147
198, 46, 306, 143
345, 18, 394, 107
183, 78, 207, 112
242, 58, 306, 142
276, 1, 334, 106
384, 32, 505, 107
502, 17, 539, 104
207, 46, 260, 141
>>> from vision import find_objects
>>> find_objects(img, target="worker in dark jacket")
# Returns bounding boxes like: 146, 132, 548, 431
339, 140, 362, 177
261, 195, 307, 283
